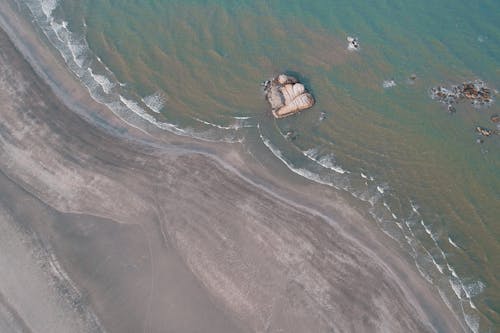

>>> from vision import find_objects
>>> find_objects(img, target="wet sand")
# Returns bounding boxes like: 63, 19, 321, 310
0, 2, 466, 332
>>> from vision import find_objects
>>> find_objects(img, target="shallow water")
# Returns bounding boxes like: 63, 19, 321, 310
15, 0, 500, 331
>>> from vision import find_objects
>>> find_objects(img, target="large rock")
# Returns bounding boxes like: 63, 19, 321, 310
264, 74, 315, 119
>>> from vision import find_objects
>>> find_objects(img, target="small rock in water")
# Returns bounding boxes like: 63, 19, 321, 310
476, 126, 492, 137
476, 138, 484, 144
319, 111, 327, 122
447, 104, 456, 113
347, 36, 360, 51
407, 73, 417, 85
490, 114, 500, 123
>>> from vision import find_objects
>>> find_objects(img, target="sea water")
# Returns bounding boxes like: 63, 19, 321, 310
13, 0, 499, 331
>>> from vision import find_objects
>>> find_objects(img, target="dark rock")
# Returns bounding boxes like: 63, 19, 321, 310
430, 80, 495, 108
319, 111, 327, 122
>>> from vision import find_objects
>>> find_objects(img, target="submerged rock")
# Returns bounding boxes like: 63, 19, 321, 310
264, 74, 315, 119
319, 111, 327, 122
490, 114, 500, 123
430, 80, 494, 108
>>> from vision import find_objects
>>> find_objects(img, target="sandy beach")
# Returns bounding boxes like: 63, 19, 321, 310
0, 1, 468, 332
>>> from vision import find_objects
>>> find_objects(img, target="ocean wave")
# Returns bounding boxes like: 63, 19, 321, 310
302, 148, 349, 174
142, 91, 166, 113
360, 172, 375, 181
88, 68, 115, 94
259, 133, 338, 188
448, 236, 460, 249
21, 0, 242, 144
193, 117, 248, 130
376, 184, 388, 194
20, 0, 487, 329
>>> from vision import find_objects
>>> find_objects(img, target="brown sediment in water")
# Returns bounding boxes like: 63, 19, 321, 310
0, 1, 467, 332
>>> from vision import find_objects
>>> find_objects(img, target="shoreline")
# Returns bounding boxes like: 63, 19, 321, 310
0, 1, 467, 332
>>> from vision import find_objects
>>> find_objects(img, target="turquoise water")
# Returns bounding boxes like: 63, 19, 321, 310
17, 0, 499, 331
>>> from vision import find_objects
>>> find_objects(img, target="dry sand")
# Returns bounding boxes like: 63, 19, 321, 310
0, 2, 466, 332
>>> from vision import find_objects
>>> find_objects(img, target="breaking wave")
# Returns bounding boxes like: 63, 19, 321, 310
142, 91, 166, 113
18, 1, 488, 330
302, 148, 349, 174
19, 0, 243, 143
259, 129, 485, 333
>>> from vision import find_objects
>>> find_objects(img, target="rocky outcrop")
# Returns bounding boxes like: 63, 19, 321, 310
430, 80, 494, 107
264, 74, 315, 119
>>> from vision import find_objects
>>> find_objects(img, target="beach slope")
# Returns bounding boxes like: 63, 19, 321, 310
0, 14, 465, 333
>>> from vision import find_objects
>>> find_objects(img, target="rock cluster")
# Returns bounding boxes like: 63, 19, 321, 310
264, 74, 315, 119
475, 126, 494, 137
430, 80, 494, 109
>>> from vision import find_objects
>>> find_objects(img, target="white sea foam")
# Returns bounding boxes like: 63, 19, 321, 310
464, 313, 480, 333
431, 257, 444, 274
421, 220, 439, 242
447, 264, 459, 278
410, 201, 420, 215
260, 135, 337, 188
303, 149, 348, 174
376, 185, 385, 194
193, 117, 243, 130
382, 79, 397, 88
463, 281, 485, 299
41, 0, 58, 20
450, 278, 464, 299
448, 237, 460, 249
318, 155, 348, 174
142, 91, 166, 113
88, 69, 115, 94
360, 172, 374, 181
